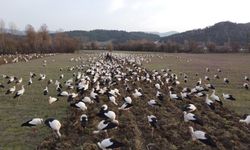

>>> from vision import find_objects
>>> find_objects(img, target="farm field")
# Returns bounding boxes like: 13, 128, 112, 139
144, 53, 250, 114
0, 51, 249, 149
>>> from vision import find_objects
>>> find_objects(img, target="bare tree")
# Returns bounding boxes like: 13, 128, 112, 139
91, 42, 99, 50
25, 24, 37, 52
9, 22, 17, 35
38, 24, 51, 52
207, 42, 216, 52
106, 42, 113, 52
0, 19, 5, 53
0, 19, 5, 33
53, 30, 65, 52
53, 30, 79, 53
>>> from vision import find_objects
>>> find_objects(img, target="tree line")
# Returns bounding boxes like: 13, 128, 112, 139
0, 19, 80, 54
97, 40, 250, 53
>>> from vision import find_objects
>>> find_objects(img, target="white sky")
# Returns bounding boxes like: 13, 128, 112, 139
0, 0, 249, 32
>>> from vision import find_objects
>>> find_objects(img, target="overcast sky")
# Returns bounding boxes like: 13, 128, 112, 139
0, 0, 250, 32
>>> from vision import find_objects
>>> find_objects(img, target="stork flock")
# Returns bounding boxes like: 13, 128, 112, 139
0, 53, 55, 65
1, 52, 250, 149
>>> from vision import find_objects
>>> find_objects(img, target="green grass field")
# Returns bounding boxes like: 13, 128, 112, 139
0, 51, 249, 149
0, 53, 89, 149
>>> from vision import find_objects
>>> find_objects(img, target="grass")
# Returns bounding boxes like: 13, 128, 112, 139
0, 53, 88, 149
143, 53, 250, 114
0, 51, 249, 149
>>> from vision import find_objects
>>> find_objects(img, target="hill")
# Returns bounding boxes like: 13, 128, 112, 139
161, 21, 250, 45
62, 30, 160, 43
149, 31, 179, 37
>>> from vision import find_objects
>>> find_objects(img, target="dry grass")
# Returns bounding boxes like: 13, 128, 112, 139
144, 53, 250, 114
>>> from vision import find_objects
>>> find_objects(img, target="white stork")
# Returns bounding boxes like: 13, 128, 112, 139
44, 118, 62, 138
97, 138, 124, 150
189, 126, 217, 147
